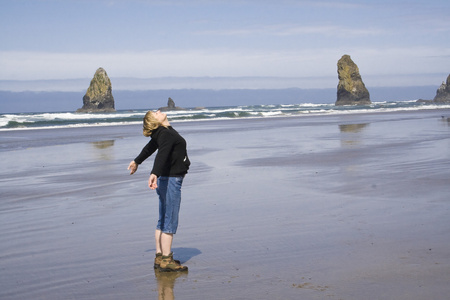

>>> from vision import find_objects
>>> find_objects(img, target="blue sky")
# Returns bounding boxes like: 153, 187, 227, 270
0, 0, 449, 90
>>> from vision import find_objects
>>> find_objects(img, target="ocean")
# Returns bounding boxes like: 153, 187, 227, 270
1, 97, 450, 299
1, 100, 449, 131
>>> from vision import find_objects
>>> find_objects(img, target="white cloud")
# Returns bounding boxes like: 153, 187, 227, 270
0, 47, 448, 87
196, 24, 385, 38
0, 50, 336, 79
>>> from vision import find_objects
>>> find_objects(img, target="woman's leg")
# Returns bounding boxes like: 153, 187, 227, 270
161, 232, 173, 256
155, 229, 162, 254
155, 177, 168, 254
156, 176, 183, 255
158, 176, 187, 272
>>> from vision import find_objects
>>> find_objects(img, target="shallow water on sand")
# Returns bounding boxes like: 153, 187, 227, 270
1, 109, 449, 299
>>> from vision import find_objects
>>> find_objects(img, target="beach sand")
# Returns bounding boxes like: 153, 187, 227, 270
1, 109, 449, 299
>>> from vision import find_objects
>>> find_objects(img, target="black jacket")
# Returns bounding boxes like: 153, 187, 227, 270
134, 126, 190, 176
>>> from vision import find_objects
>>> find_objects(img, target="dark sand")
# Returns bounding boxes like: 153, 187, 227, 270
1, 109, 449, 299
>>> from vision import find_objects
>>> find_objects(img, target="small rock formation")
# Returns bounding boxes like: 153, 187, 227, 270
158, 97, 184, 111
336, 55, 371, 106
433, 74, 450, 103
416, 99, 432, 103
77, 67, 115, 112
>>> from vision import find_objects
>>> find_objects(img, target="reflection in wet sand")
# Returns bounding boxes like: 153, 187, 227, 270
339, 123, 369, 147
154, 269, 188, 300
339, 123, 368, 133
91, 140, 115, 149
440, 116, 450, 126
91, 140, 115, 161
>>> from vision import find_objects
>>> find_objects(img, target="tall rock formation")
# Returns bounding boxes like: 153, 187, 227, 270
77, 68, 115, 112
433, 74, 450, 103
158, 97, 184, 111
336, 55, 371, 106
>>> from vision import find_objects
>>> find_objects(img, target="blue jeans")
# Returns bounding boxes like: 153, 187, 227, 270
156, 176, 184, 234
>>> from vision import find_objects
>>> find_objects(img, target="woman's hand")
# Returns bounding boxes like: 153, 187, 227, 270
148, 174, 158, 190
128, 161, 138, 175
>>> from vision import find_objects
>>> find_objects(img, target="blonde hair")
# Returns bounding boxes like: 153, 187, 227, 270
143, 110, 169, 137
143, 111, 159, 137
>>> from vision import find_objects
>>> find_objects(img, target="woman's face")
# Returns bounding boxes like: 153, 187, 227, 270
153, 110, 167, 124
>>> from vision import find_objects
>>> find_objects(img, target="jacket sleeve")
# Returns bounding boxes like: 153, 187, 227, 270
150, 130, 174, 176
134, 139, 158, 164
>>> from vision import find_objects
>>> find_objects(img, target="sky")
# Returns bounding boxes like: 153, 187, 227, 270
0, 0, 449, 91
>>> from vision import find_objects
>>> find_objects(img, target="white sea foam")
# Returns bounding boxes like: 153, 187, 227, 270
0, 121, 142, 131
1, 102, 449, 131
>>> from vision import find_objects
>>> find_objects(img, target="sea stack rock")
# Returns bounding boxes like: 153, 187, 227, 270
77, 67, 115, 112
336, 55, 371, 106
433, 74, 450, 103
158, 97, 184, 111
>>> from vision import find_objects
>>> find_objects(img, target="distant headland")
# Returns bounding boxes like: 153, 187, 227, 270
432, 74, 450, 103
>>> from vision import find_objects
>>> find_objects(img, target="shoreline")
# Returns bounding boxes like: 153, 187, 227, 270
1, 105, 449, 135
1, 101, 450, 133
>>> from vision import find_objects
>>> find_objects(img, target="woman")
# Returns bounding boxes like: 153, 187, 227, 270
128, 110, 190, 272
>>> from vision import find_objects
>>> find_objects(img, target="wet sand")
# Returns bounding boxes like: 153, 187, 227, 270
1, 109, 450, 299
